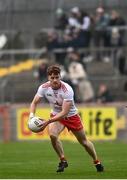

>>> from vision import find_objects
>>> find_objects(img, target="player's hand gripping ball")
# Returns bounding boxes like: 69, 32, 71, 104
28, 116, 46, 133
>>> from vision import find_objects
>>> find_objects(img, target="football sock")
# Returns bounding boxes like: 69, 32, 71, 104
94, 160, 101, 165
60, 157, 67, 162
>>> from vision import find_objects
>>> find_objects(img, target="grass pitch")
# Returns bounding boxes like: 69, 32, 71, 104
0, 140, 127, 179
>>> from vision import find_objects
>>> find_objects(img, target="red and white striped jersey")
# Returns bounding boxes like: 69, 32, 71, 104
36, 80, 77, 117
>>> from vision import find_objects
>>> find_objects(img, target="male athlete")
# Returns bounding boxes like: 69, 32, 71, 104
29, 65, 104, 173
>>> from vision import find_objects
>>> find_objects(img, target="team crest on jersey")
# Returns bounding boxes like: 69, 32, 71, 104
53, 91, 58, 98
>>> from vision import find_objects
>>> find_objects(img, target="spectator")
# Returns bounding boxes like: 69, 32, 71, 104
71, 28, 87, 48
108, 10, 126, 47
46, 31, 59, 51
54, 8, 68, 31
65, 48, 94, 102
67, 8, 91, 48
93, 7, 110, 61
46, 31, 67, 64
96, 84, 114, 103
34, 59, 49, 83
64, 47, 85, 69
115, 48, 126, 75
80, 11, 91, 47
68, 7, 81, 29
78, 79, 95, 103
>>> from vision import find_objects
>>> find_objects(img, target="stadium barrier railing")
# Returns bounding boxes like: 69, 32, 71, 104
0, 46, 127, 102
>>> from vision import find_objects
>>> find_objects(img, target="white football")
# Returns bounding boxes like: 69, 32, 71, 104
28, 116, 45, 133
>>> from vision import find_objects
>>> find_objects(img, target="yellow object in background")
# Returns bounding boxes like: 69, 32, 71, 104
79, 107, 117, 140
17, 107, 117, 141
0, 59, 36, 77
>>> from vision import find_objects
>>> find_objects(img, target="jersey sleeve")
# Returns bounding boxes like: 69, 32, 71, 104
63, 86, 74, 102
36, 85, 45, 97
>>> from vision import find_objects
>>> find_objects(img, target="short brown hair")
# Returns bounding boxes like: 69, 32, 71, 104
47, 65, 61, 75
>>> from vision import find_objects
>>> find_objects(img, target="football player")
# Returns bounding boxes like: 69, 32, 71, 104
29, 65, 104, 172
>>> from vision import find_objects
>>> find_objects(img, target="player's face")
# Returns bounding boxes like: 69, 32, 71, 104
48, 73, 61, 90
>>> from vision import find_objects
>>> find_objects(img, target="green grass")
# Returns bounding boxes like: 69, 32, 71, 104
0, 140, 127, 179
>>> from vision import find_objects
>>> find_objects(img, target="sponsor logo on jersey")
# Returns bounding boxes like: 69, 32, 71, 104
47, 93, 52, 97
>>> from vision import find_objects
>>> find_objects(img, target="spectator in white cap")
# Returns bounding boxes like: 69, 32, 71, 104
71, 7, 80, 14
68, 6, 81, 28
96, 7, 104, 14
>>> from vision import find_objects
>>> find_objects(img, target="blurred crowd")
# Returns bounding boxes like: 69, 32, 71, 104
43, 6, 126, 70
46, 6, 126, 50
35, 48, 114, 104
34, 6, 126, 103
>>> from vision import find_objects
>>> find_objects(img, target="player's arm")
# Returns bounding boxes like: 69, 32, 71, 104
38, 100, 72, 131
29, 94, 42, 118
47, 86, 74, 124
48, 100, 72, 123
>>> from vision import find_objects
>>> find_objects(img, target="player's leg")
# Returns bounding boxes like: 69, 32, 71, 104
48, 121, 65, 158
48, 121, 68, 172
72, 129, 97, 160
71, 129, 104, 172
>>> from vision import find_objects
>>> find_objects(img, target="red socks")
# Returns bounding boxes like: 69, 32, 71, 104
94, 160, 101, 165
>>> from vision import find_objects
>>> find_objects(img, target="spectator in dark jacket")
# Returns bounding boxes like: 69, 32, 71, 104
108, 10, 126, 47
54, 8, 68, 30
96, 84, 114, 103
